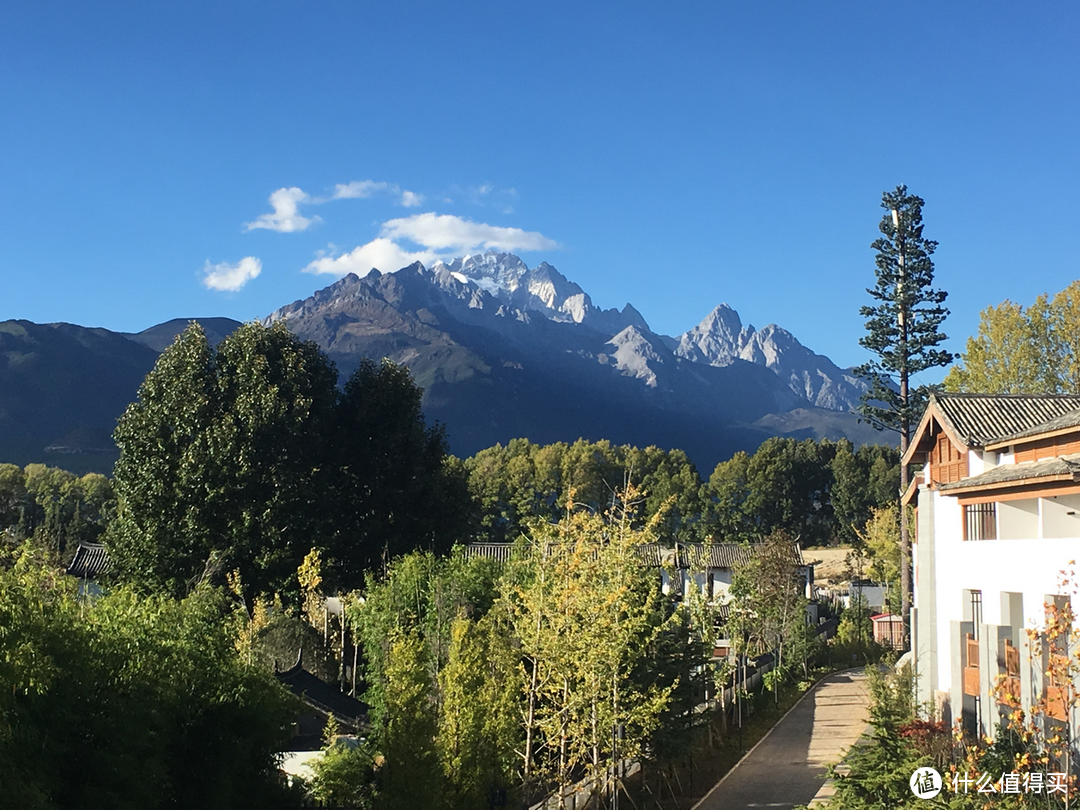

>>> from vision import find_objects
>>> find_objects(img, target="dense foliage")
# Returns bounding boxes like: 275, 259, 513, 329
0, 462, 114, 557
945, 279, 1080, 394
468, 436, 899, 548
0, 543, 297, 810
465, 438, 709, 545
708, 437, 899, 546
348, 491, 713, 809
106, 322, 468, 601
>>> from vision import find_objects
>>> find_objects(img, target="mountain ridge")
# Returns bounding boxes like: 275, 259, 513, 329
0, 252, 885, 474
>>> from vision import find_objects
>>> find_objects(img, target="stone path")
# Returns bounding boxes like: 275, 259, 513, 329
691, 670, 872, 810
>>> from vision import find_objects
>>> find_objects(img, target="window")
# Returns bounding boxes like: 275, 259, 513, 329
964, 503, 997, 541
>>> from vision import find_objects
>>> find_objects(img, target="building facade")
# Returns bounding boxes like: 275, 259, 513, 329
907, 393, 1080, 736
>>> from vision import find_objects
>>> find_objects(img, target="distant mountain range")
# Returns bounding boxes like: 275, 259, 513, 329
0, 252, 885, 474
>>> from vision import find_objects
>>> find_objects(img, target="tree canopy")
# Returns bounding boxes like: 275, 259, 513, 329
107, 321, 466, 601
0, 463, 114, 557
945, 280, 1080, 394
855, 185, 954, 437
707, 437, 898, 546
0, 543, 296, 810
464, 438, 710, 546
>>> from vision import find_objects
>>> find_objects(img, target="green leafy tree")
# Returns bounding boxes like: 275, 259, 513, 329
437, 612, 521, 810
211, 321, 338, 597
503, 488, 673, 802
308, 717, 378, 808
108, 321, 337, 599
852, 503, 903, 615
854, 186, 954, 645
107, 323, 221, 596
708, 438, 879, 545
830, 441, 901, 545
328, 358, 472, 586
0, 543, 296, 810
380, 628, 443, 810
728, 531, 809, 702
349, 549, 502, 733
945, 280, 1080, 393
466, 438, 710, 546
0, 464, 114, 555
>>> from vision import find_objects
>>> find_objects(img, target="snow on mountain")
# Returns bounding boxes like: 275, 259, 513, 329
676, 304, 867, 412
431, 252, 648, 334
267, 250, 866, 414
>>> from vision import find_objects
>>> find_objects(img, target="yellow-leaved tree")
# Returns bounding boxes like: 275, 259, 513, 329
945, 281, 1080, 394
505, 486, 673, 807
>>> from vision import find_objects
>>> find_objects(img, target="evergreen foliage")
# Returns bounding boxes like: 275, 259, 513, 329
0, 462, 114, 556
328, 358, 473, 585
465, 438, 711, 546
707, 437, 899, 545
855, 185, 954, 436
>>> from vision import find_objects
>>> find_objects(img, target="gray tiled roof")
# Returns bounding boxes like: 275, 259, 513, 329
939, 453, 1080, 491
991, 407, 1080, 445
276, 660, 368, 728
67, 542, 112, 579
636, 543, 665, 567
680, 542, 804, 570
932, 393, 1080, 447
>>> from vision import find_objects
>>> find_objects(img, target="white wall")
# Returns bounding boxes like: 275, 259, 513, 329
1042, 493, 1080, 539
998, 499, 1038, 540
930, 491, 1080, 693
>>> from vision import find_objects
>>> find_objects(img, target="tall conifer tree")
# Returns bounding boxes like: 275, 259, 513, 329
854, 185, 953, 647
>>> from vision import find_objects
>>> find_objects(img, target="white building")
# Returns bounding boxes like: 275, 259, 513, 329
906, 392, 1080, 736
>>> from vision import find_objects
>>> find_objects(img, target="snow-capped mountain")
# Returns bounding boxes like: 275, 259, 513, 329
259, 251, 880, 469
675, 304, 867, 411
431, 252, 649, 335
0, 252, 883, 476
418, 252, 867, 412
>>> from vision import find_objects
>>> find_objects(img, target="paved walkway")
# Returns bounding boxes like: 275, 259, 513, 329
692, 670, 872, 810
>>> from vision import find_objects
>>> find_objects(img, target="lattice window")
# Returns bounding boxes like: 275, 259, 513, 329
964, 503, 997, 541
931, 432, 968, 484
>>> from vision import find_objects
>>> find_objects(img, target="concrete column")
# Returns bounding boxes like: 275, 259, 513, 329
914, 487, 938, 714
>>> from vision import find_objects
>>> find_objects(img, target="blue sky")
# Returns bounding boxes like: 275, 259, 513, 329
2, 2, 1078, 381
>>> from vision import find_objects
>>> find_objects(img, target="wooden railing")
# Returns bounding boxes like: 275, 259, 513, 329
1000, 639, 1021, 704
964, 633, 980, 696
1046, 653, 1069, 721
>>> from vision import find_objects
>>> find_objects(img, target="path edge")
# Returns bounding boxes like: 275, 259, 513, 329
688, 667, 866, 810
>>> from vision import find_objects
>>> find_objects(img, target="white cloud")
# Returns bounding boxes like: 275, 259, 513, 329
381, 212, 558, 252
332, 180, 391, 200
202, 257, 262, 291
301, 213, 559, 278
302, 238, 438, 276
245, 181, 426, 234
244, 188, 318, 233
